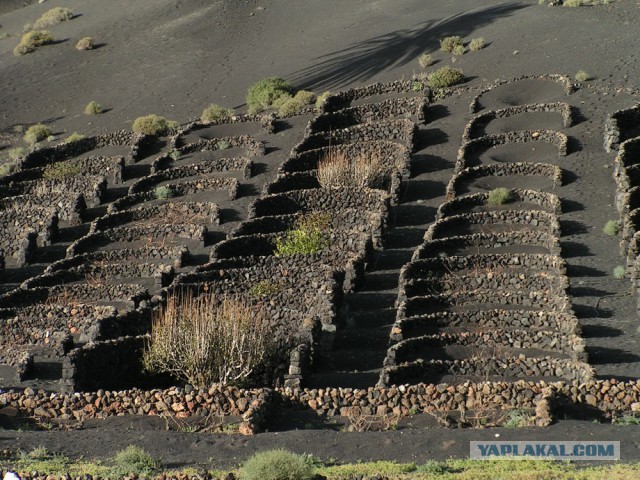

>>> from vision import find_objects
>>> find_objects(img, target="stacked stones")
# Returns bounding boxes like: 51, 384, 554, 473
607, 107, 640, 286
380, 76, 592, 388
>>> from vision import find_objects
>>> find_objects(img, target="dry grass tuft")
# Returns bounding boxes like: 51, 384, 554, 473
33, 7, 73, 29
317, 150, 390, 189
13, 30, 53, 56
75, 37, 94, 51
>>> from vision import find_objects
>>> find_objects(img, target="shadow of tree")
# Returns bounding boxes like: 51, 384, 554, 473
291, 3, 528, 89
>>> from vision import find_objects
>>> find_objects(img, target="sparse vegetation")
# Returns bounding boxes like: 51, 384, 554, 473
469, 37, 486, 51
132, 114, 172, 136
6, 147, 26, 160
275, 212, 330, 256
440, 35, 463, 52
23, 124, 52, 145
75, 37, 94, 51
13, 30, 53, 56
487, 187, 512, 206
0, 163, 16, 177
246, 77, 294, 114
33, 7, 73, 29
575, 69, 590, 82
143, 293, 273, 386
503, 409, 532, 428
111, 446, 160, 478
84, 101, 103, 115
452, 44, 466, 56
250, 280, 283, 297
154, 185, 174, 199
603, 219, 620, 236
315, 90, 331, 108
317, 150, 388, 189
169, 150, 181, 160
64, 132, 85, 144
418, 53, 434, 68
278, 90, 316, 116
427, 66, 464, 89
201, 103, 234, 123
241, 449, 314, 480
613, 265, 626, 279
43, 160, 82, 180
217, 140, 230, 150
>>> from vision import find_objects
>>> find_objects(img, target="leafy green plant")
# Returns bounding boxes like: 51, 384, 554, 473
143, 293, 273, 386
427, 66, 464, 89
201, 103, 234, 123
169, 150, 181, 160
132, 114, 171, 136
487, 187, 512, 206
217, 140, 230, 150
603, 220, 620, 236
154, 185, 174, 199
23, 124, 52, 145
614, 414, 640, 425
246, 77, 294, 114
418, 53, 433, 68
575, 70, 590, 82
469, 37, 486, 51
503, 409, 531, 428
278, 90, 316, 116
412, 80, 425, 92
84, 101, 103, 115
613, 265, 626, 279
33, 7, 73, 29
75, 37, 94, 51
241, 449, 315, 480
275, 212, 330, 256
111, 446, 160, 477
64, 132, 85, 144
440, 35, 463, 52
14, 30, 53, 56
43, 160, 82, 180
250, 280, 283, 298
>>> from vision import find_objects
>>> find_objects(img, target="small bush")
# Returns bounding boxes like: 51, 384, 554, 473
84, 101, 103, 115
112, 446, 159, 477
275, 212, 330, 256
201, 103, 234, 123
143, 293, 273, 386
469, 37, 486, 51
23, 124, 52, 145
33, 7, 73, 29
169, 150, 181, 160
0, 163, 16, 177
43, 160, 82, 180
250, 280, 282, 298
75, 37, 94, 51
315, 91, 331, 108
613, 266, 626, 279
64, 132, 85, 144
154, 185, 174, 199
241, 449, 315, 480
575, 70, 590, 82
418, 53, 433, 68
246, 77, 294, 114
427, 66, 464, 89
6, 147, 26, 160
132, 114, 170, 136
217, 140, 230, 150
503, 409, 532, 428
277, 91, 315, 116
487, 187, 512, 206
452, 44, 465, 56
564, 0, 588, 6
440, 35, 463, 52
603, 220, 620, 236
293, 90, 316, 105
14, 30, 53, 56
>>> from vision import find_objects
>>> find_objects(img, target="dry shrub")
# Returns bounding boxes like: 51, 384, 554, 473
75, 37, 94, 51
317, 150, 389, 189
143, 293, 273, 386
347, 411, 401, 432
23, 124, 52, 144
33, 7, 73, 29
201, 103, 234, 123
13, 30, 53, 56
132, 114, 170, 136
84, 101, 102, 115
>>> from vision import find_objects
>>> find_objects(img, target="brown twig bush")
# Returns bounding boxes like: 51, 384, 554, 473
316, 150, 391, 189
143, 292, 273, 386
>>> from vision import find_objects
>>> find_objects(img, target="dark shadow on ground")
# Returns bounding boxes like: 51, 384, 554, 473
291, 3, 528, 89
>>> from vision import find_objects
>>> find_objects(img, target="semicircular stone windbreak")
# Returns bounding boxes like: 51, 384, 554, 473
307, 96, 427, 134
378, 355, 593, 388
170, 134, 265, 157
2, 156, 125, 186
411, 229, 561, 260
389, 309, 580, 343
178, 113, 276, 137
468, 74, 575, 114
0, 174, 107, 209
280, 140, 411, 176
455, 130, 569, 173
291, 118, 418, 156
435, 189, 562, 219
319, 79, 422, 113
424, 210, 561, 241
604, 103, 640, 152
0, 192, 84, 224
446, 162, 564, 200
613, 137, 640, 209
462, 102, 573, 142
